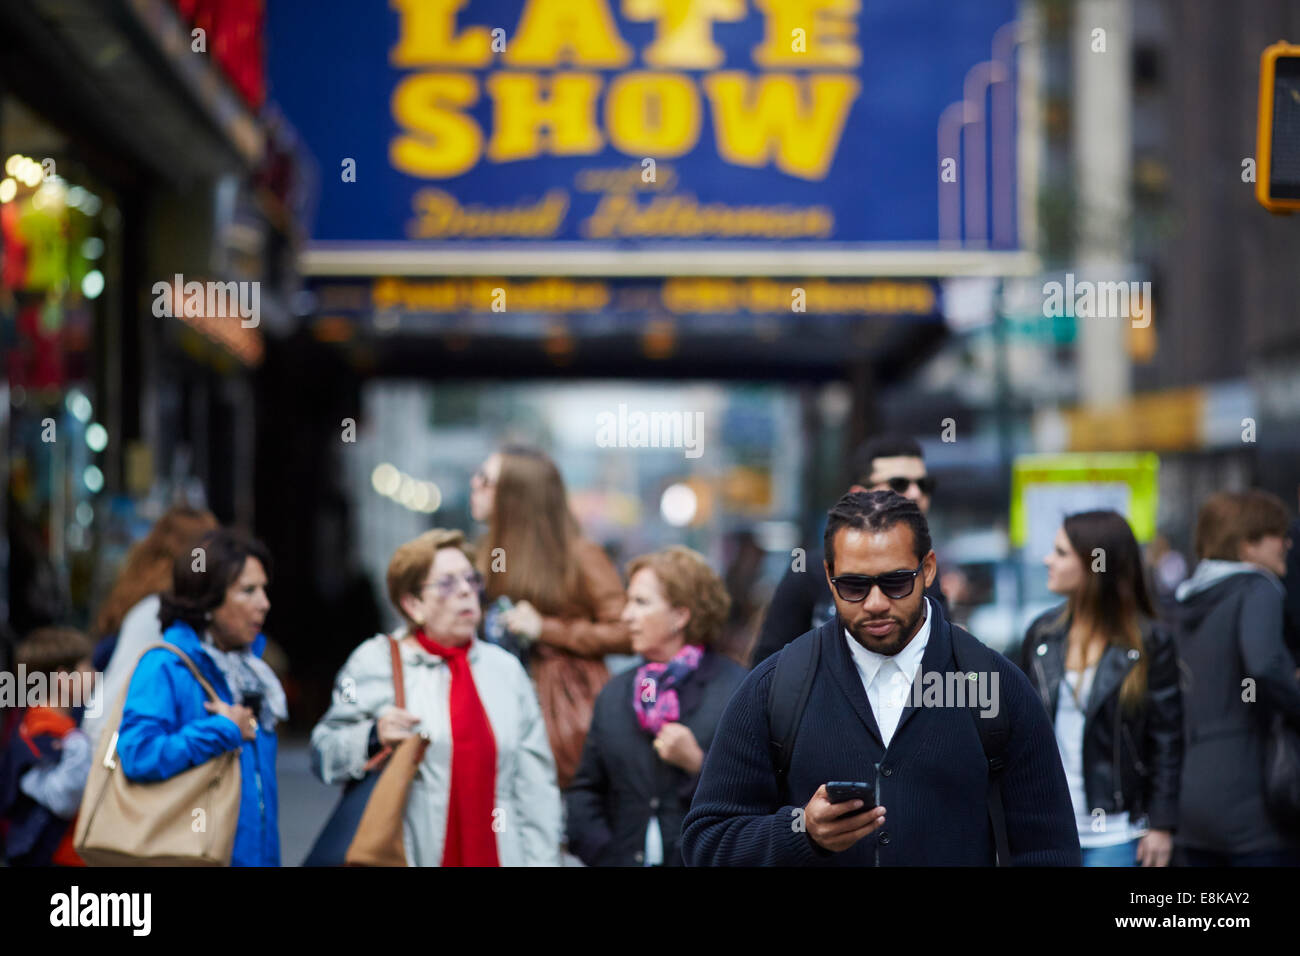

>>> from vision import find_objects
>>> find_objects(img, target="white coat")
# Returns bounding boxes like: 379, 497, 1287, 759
311, 632, 562, 866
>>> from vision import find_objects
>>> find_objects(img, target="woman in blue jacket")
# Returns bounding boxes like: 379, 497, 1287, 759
117, 529, 285, 866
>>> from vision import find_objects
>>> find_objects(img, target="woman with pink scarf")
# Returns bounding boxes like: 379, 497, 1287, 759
564, 547, 746, 866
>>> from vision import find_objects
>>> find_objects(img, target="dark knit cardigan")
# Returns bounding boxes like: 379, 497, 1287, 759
681, 601, 1082, 866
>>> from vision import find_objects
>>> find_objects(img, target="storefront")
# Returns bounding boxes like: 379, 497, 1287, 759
0, 90, 132, 633
0, 0, 303, 635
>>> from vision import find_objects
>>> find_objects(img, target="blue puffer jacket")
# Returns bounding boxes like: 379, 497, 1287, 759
117, 622, 280, 867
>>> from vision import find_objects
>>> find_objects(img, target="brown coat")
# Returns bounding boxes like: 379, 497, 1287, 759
530, 538, 631, 789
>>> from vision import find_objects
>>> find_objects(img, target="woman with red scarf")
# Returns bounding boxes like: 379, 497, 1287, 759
311, 529, 561, 866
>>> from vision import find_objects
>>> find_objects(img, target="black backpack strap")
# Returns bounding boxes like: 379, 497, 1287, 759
951, 625, 1012, 865
767, 630, 821, 801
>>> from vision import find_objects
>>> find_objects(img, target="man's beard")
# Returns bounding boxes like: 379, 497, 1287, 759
847, 599, 926, 655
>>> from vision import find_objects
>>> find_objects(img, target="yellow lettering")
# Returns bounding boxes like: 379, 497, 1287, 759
752, 0, 861, 68
371, 278, 609, 312
390, 73, 483, 178
605, 73, 700, 157
505, 0, 633, 67
704, 73, 859, 180
581, 193, 834, 238
622, 0, 746, 69
486, 73, 605, 161
407, 188, 569, 237
390, 0, 492, 67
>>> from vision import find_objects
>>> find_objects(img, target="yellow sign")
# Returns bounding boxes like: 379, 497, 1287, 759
1062, 388, 1204, 452
366, 276, 938, 316
1010, 453, 1160, 549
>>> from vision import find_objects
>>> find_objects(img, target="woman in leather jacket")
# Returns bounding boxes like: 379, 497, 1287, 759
469, 445, 631, 790
1018, 510, 1183, 867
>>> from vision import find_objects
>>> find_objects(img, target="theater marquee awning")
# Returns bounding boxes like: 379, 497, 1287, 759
303, 275, 947, 382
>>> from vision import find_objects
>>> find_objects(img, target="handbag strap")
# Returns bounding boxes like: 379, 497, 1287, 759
94, 642, 226, 772
138, 642, 224, 703
362, 636, 407, 773
389, 635, 405, 709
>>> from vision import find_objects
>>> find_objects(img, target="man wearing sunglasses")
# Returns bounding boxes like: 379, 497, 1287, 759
682, 491, 1079, 866
751, 435, 945, 667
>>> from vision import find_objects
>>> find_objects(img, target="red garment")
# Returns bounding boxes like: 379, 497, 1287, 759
412, 631, 500, 867
19, 706, 75, 742
18, 707, 85, 867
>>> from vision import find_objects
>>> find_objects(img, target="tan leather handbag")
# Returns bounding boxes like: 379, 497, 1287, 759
344, 636, 429, 866
344, 734, 429, 866
74, 643, 243, 866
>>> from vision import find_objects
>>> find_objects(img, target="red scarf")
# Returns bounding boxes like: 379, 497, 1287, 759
413, 631, 500, 867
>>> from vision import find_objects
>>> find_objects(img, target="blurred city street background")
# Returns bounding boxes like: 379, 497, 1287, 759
3, 0, 1300, 862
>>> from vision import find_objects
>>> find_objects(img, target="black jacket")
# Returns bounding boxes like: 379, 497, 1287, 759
751, 546, 946, 667
565, 650, 746, 866
1173, 569, 1300, 853
683, 600, 1081, 865
1018, 606, 1183, 832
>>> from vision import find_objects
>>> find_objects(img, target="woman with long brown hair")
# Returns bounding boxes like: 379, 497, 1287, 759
470, 445, 630, 788
81, 505, 217, 749
1019, 510, 1183, 866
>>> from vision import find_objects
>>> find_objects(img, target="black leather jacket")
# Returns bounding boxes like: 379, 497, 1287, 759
1018, 607, 1183, 831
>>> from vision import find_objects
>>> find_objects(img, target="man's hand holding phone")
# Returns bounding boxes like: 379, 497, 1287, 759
804, 783, 886, 853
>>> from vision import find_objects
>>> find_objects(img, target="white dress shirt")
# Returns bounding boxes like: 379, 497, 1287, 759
844, 598, 932, 748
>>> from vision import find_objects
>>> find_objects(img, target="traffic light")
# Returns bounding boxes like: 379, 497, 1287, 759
1256, 41, 1300, 214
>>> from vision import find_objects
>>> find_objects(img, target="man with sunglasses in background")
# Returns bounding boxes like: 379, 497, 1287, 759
682, 490, 1078, 866
751, 435, 945, 667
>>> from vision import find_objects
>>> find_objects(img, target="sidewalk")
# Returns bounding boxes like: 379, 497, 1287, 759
276, 736, 342, 867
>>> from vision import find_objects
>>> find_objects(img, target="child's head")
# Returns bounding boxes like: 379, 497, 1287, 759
16, 627, 96, 708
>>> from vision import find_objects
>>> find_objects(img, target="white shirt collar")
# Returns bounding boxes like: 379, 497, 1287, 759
844, 598, 932, 688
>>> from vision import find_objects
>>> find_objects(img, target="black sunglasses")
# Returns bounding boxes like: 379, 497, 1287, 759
830, 565, 923, 602
878, 475, 935, 495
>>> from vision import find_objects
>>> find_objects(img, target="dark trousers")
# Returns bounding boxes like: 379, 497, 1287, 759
1177, 847, 1300, 866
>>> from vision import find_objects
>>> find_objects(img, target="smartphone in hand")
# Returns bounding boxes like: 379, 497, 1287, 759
825, 781, 876, 814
